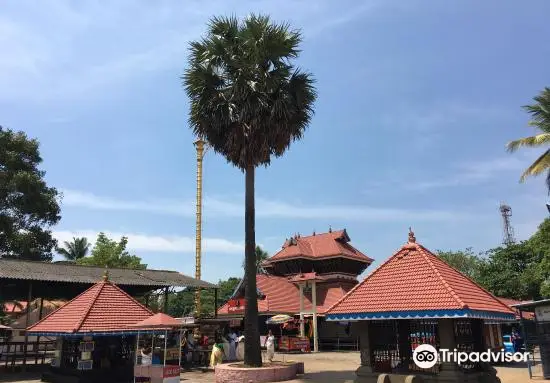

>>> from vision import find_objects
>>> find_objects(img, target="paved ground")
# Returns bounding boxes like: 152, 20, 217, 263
1, 352, 536, 382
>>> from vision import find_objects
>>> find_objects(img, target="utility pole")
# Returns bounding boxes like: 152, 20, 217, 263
194, 138, 206, 317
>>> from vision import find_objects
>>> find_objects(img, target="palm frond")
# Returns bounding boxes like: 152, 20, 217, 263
519, 149, 550, 182
507, 133, 550, 152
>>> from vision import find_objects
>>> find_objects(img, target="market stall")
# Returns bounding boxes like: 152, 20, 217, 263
132, 313, 182, 383
266, 315, 311, 353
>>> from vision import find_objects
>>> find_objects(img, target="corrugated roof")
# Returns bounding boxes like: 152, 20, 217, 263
265, 229, 373, 264
327, 230, 515, 317
0, 258, 215, 288
27, 279, 154, 334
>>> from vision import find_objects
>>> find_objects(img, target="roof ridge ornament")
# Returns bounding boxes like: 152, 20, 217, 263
103, 268, 110, 282
408, 227, 416, 243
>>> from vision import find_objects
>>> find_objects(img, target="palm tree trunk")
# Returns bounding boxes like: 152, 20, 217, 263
244, 164, 262, 366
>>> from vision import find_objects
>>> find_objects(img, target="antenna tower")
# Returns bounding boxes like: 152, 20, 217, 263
499, 203, 515, 246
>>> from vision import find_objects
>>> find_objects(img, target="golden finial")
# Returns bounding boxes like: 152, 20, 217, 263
103, 269, 109, 281
408, 227, 416, 243
329, 225, 332, 233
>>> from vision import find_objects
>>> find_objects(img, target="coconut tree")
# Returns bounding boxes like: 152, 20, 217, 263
57, 237, 90, 261
507, 87, 550, 191
183, 14, 316, 366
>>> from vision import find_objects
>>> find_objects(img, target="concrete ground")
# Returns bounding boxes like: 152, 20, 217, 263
1, 352, 536, 383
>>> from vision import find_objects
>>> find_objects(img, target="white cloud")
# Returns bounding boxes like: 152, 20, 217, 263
60, 188, 472, 222
404, 152, 538, 191
0, 0, 384, 103
53, 230, 243, 254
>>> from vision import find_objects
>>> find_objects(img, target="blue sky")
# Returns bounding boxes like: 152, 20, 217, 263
2, 0, 550, 283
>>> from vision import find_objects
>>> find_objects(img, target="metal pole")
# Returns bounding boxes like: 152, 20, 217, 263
163, 287, 169, 314
164, 330, 168, 366
194, 139, 206, 318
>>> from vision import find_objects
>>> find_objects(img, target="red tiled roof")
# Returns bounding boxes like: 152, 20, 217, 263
27, 280, 153, 334
266, 230, 373, 264
497, 297, 535, 320
327, 233, 515, 316
3, 302, 27, 314
218, 274, 356, 315
129, 313, 182, 329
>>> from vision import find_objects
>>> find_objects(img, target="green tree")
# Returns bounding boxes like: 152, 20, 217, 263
183, 15, 316, 366
436, 248, 482, 280
77, 233, 147, 269
0, 126, 61, 261
168, 277, 241, 317
526, 218, 550, 297
476, 242, 543, 300
242, 246, 270, 274
507, 87, 550, 190
57, 237, 90, 261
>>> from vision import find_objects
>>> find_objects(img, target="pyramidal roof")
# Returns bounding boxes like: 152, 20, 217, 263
265, 229, 373, 263
326, 230, 516, 322
27, 274, 153, 335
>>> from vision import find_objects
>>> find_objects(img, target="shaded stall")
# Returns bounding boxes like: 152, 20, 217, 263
26, 273, 155, 383
325, 229, 516, 383
131, 313, 182, 383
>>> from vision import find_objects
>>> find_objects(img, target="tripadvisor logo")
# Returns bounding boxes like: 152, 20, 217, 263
412, 344, 529, 369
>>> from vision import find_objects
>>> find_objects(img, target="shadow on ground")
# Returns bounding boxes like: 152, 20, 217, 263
292, 369, 356, 382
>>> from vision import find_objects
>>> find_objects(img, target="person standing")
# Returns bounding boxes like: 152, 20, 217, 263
264, 330, 275, 363
228, 330, 237, 361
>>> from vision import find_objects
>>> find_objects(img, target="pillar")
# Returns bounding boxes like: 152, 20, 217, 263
22, 282, 33, 370
355, 321, 378, 383
312, 281, 318, 352
299, 284, 305, 337
438, 319, 460, 376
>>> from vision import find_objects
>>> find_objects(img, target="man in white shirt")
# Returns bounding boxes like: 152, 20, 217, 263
264, 330, 275, 363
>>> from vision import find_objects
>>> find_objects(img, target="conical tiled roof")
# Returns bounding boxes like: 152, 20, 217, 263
27, 277, 153, 334
326, 230, 516, 321
129, 313, 182, 329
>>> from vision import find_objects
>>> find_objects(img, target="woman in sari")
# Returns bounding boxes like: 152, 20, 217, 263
210, 335, 225, 368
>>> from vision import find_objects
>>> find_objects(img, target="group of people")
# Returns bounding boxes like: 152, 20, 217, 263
210, 329, 245, 367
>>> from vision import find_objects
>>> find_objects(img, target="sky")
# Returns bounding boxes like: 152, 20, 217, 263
2, 0, 550, 283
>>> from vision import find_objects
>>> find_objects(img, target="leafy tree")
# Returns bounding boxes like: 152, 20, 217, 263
183, 14, 316, 366
242, 246, 270, 274
77, 233, 146, 269
0, 126, 61, 261
526, 218, 550, 297
476, 242, 543, 300
507, 87, 550, 190
57, 237, 90, 261
437, 248, 482, 280
168, 277, 240, 317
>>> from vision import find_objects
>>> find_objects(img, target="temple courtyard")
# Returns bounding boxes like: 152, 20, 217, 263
2, 352, 535, 383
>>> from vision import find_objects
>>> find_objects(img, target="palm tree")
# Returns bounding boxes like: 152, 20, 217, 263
57, 237, 90, 261
183, 14, 316, 366
241, 246, 270, 274
507, 87, 550, 191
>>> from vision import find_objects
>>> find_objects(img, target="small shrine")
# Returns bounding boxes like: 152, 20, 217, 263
325, 229, 516, 383
218, 228, 373, 352
26, 272, 182, 383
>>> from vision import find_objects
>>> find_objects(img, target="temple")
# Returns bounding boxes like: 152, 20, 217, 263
325, 229, 516, 383
217, 228, 373, 352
